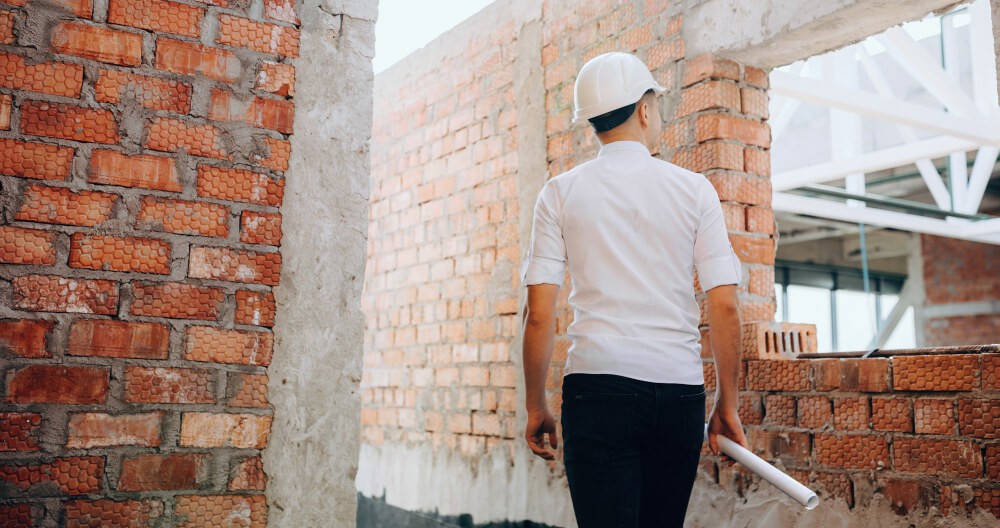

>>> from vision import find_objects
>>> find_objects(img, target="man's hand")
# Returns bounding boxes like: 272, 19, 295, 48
525, 407, 559, 460
707, 405, 748, 459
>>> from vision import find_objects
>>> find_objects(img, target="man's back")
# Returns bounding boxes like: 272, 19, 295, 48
526, 140, 740, 384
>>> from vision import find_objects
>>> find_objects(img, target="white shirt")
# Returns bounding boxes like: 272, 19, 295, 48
522, 140, 741, 384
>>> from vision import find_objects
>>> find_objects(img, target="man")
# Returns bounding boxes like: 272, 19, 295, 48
521, 52, 749, 527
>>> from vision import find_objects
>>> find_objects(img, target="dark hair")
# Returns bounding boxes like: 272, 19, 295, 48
588, 102, 637, 132
587, 89, 655, 133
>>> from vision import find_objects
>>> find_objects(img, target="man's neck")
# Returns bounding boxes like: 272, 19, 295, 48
596, 127, 648, 150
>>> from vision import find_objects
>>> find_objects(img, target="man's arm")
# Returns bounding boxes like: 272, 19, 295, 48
522, 283, 560, 460
705, 284, 749, 455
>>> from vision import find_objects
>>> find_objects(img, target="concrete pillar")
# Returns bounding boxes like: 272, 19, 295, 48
994, 0, 999, 103
264, 1, 376, 526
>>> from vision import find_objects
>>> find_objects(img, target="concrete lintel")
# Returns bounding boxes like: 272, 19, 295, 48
924, 300, 1000, 318
684, 0, 966, 69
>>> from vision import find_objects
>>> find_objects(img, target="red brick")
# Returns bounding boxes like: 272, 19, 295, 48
185, 326, 273, 366
228, 456, 266, 490
137, 196, 229, 237
880, 478, 935, 515
695, 114, 769, 148
263, 0, 298, 23
13, 275, 118, 314
959, 399, 1000, 439
814, 433, 889, 470
95, 69, 192, 113
0, 11, 15, 45
987, 444, 1000, 480
645, 38, 683, 70
252, 136, 291, 172
174, 494, 267, 528
706, 172, 771, 206
984, 354, 1000, 390
741, 87, 769, 119
130, 282, 225, 320
15, 184, 117, 227
0, 412, 42, 451
729, 234, 775, 265
65, 499, 164, 528
0, 456, 104, 495
240, 211, 282, 245
744, 66, 769, 89
894, 437, 982, 478
893, 354, 979, 391
68, 319, 169, 359
676, 81, 741, 117
209, 88, 294, 133
0, 52, 84, 97
921, 236, 1000, 305
0, 504, 32, 527
0, 138, 74, 180
746, 206, 774, 235
179, 413, 272, 448
188, 246, 281, 286
21, 100, 118, 143
872, 397, 912, 432
0, 225, 57, 265
673, 142, 743, 173
227, 373, 268, 408
763, 395, 795, 426
155, 38, 241, 82
108, 0, 204, 37
147, 117, 230, 159
89, 149, 182, 191
813, 358, 891, 392
69, 233, 172, 274
0, 319, 52, 357
744, 148, 769, 177
683, 53, 740, 87
0, 92, 10, 129
234, 290, 276, 327
256, 60, 294, 96
197, 164, 285, 206
833, 397, 869, 431
119, 453, 203, 491
6, 365, 109, 404
51, 21, 142, 66
797, 395, 831, 428
914, 398, 956, 435
124, 366, 216, 404
746, 429, 810, 466
66, 412, 162, 448
217, 14, 299, 57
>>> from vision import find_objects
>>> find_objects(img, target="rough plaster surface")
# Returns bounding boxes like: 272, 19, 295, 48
685, 0, 965, 68
687, 474, 998, 528
264, 0, 375, 526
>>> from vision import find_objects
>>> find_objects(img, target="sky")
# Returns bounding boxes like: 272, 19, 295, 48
373, 0, 495, 74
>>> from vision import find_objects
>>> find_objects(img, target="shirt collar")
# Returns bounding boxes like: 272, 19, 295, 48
597, 140, 651, 158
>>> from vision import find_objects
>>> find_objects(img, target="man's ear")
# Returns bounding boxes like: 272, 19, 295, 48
638, 100, 651, 127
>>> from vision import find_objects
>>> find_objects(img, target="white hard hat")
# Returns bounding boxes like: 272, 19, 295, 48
573, 52, 665, 123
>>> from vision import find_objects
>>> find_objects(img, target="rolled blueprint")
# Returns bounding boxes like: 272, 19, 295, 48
704, 425, 819, 510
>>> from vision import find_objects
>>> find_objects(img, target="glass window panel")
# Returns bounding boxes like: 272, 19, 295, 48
882, 296, 917, 350
835, 290, 878, 352
775, 284, 784, 322
787, 285, 833, 352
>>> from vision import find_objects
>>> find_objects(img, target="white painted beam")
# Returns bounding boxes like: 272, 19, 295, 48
770, 72, 1000, 145
881, 27, 981, 118
969, 0, 999, 112
963, 147, 1000, 214
773, 136, 977, 191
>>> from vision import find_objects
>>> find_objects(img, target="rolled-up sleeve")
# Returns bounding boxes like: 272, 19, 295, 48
694, 180, 742, 291
521, 183, 566, 286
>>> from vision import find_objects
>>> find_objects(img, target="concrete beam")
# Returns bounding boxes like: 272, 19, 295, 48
684, 0, 965, 69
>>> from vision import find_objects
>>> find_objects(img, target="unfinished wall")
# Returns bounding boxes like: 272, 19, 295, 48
0, 0, 369, 526
361, 0, 1000, 527
920, 236, 1000, 347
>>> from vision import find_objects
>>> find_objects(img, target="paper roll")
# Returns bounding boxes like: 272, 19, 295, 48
704, 425, 819, 510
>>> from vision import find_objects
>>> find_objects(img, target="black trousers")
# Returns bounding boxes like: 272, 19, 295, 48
561, 373, 706, 528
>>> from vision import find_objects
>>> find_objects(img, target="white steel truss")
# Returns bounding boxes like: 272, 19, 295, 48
769, 0, 1000, 244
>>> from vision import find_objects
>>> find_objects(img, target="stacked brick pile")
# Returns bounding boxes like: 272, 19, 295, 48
0, 0, 298, 524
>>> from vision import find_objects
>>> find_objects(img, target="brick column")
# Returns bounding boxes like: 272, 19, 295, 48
0, 0, 303, 524
920, 235, 1000, 346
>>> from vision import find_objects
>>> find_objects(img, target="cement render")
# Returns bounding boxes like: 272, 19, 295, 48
685, 0, 966, 69
264, 0, 375, 526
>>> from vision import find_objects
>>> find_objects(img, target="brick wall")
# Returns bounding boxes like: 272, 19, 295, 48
921, 235, 1000, 347
0, 0, 298, 524
698, 349, 1000, 521
363, 12, 522, 461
